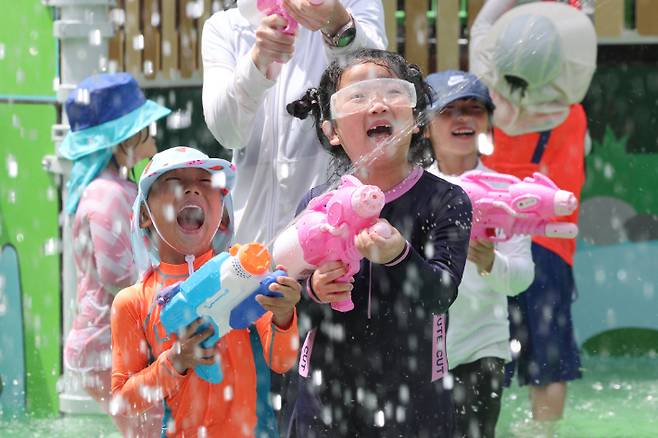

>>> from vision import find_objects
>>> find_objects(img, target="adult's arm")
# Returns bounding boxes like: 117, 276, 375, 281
202, 11, 276, 150
321, 0, 387, 59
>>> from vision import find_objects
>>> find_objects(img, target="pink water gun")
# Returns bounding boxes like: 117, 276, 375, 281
237, 0, 325, 35
273, 175, 390, 312
459, 170, 578, 242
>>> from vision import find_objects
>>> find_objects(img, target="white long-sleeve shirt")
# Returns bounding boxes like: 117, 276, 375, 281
429, 161, 534, 368
202, 3, 386, 244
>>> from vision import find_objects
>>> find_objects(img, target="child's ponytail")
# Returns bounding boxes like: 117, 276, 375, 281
287, 88, 322, 121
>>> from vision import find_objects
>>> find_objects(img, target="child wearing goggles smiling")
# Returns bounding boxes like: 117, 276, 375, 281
283, 49, 472, 436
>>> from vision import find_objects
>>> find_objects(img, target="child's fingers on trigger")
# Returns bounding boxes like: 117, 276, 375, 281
317, 267, 348, 284
178, 320, 200, 340
257, 294, 298, 310
273, 276, 301, 289
196, 346, 216, 359
317, 260, 346, 273
325, 291, 351, 303
190, 326, 214, 344
196, 356, 216, 366
320, 281, 353, 294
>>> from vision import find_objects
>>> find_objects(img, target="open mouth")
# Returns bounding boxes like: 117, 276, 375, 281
176, 205, 205, 232
367, 124, 393, 138
452, 128, 475, 137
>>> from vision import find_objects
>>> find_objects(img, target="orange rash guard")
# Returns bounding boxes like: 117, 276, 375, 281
111, 250, 298, 437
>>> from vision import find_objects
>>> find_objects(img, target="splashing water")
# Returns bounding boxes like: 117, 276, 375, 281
6, 154, 18, 178
88, 29, 102, 46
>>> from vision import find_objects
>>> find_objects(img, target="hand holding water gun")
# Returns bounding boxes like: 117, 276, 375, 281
158, 243, 285, 383
460, 170, 578, 242
273, 175, 392, 312
238, 0, 326, 35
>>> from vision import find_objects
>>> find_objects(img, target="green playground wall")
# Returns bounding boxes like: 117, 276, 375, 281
0, 1, 60, 415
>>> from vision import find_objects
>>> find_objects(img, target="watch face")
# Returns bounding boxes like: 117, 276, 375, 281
336, 27, 357, 48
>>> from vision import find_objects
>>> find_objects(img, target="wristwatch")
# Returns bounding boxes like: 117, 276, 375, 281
322, 14, 356, 48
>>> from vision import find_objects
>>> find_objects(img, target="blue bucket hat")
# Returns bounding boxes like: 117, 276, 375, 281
59, 73, 171, 214
130, 146, 237, 278
426, 70, 495, 113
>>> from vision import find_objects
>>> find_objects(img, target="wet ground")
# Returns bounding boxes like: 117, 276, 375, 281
1, 355, 656, 437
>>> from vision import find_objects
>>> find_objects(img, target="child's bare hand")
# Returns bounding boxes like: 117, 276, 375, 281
168, 318, 217, 374
251, 14, 296, 74
467, 239, 495, 274
355, 221, 406, 264
310, 261, 353, 304
255, 274, 300, 329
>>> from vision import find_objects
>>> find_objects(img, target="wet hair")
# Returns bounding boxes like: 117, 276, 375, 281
287, 48, 434, 178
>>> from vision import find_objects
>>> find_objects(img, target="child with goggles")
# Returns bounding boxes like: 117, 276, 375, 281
283, 48, 472, 436
329, 77, 417, 119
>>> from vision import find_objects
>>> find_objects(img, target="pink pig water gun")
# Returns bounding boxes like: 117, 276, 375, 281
237, 0, 326, 35
273, 175, 390, 312
459, 170, 578, 242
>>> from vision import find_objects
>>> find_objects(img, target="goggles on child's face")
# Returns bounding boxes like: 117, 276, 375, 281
330, 78, 417, 119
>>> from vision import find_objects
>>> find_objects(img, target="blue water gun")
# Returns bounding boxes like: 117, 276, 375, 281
158, 243, 284, 384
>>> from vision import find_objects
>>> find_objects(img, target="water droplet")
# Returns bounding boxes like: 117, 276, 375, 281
7, 154, 18, 178
442, 373, 454, 390
510, 338, 522, 355
478, 133, 494, 155
374, 410, 385, 427
163, 40, 172, 57
151, 13, 161, 27
75, 88, 90, 105
186, 1, 204, 19
279, 162, 289, 180
312, 369, 322, 386
166, 108, 192, 130
271, 393, 281, 411
143, 60, 154, 76
163, 204, 175, 222
16, 232, 24, 242
43, 238, 61, 256
29, 46, 38, 56
110, 8, 126, 26
223, 385, 233, 401
212, 172, 226, 189
88, 28, 102, 46
0, 43, 5, 60
133, 34, 145, 51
